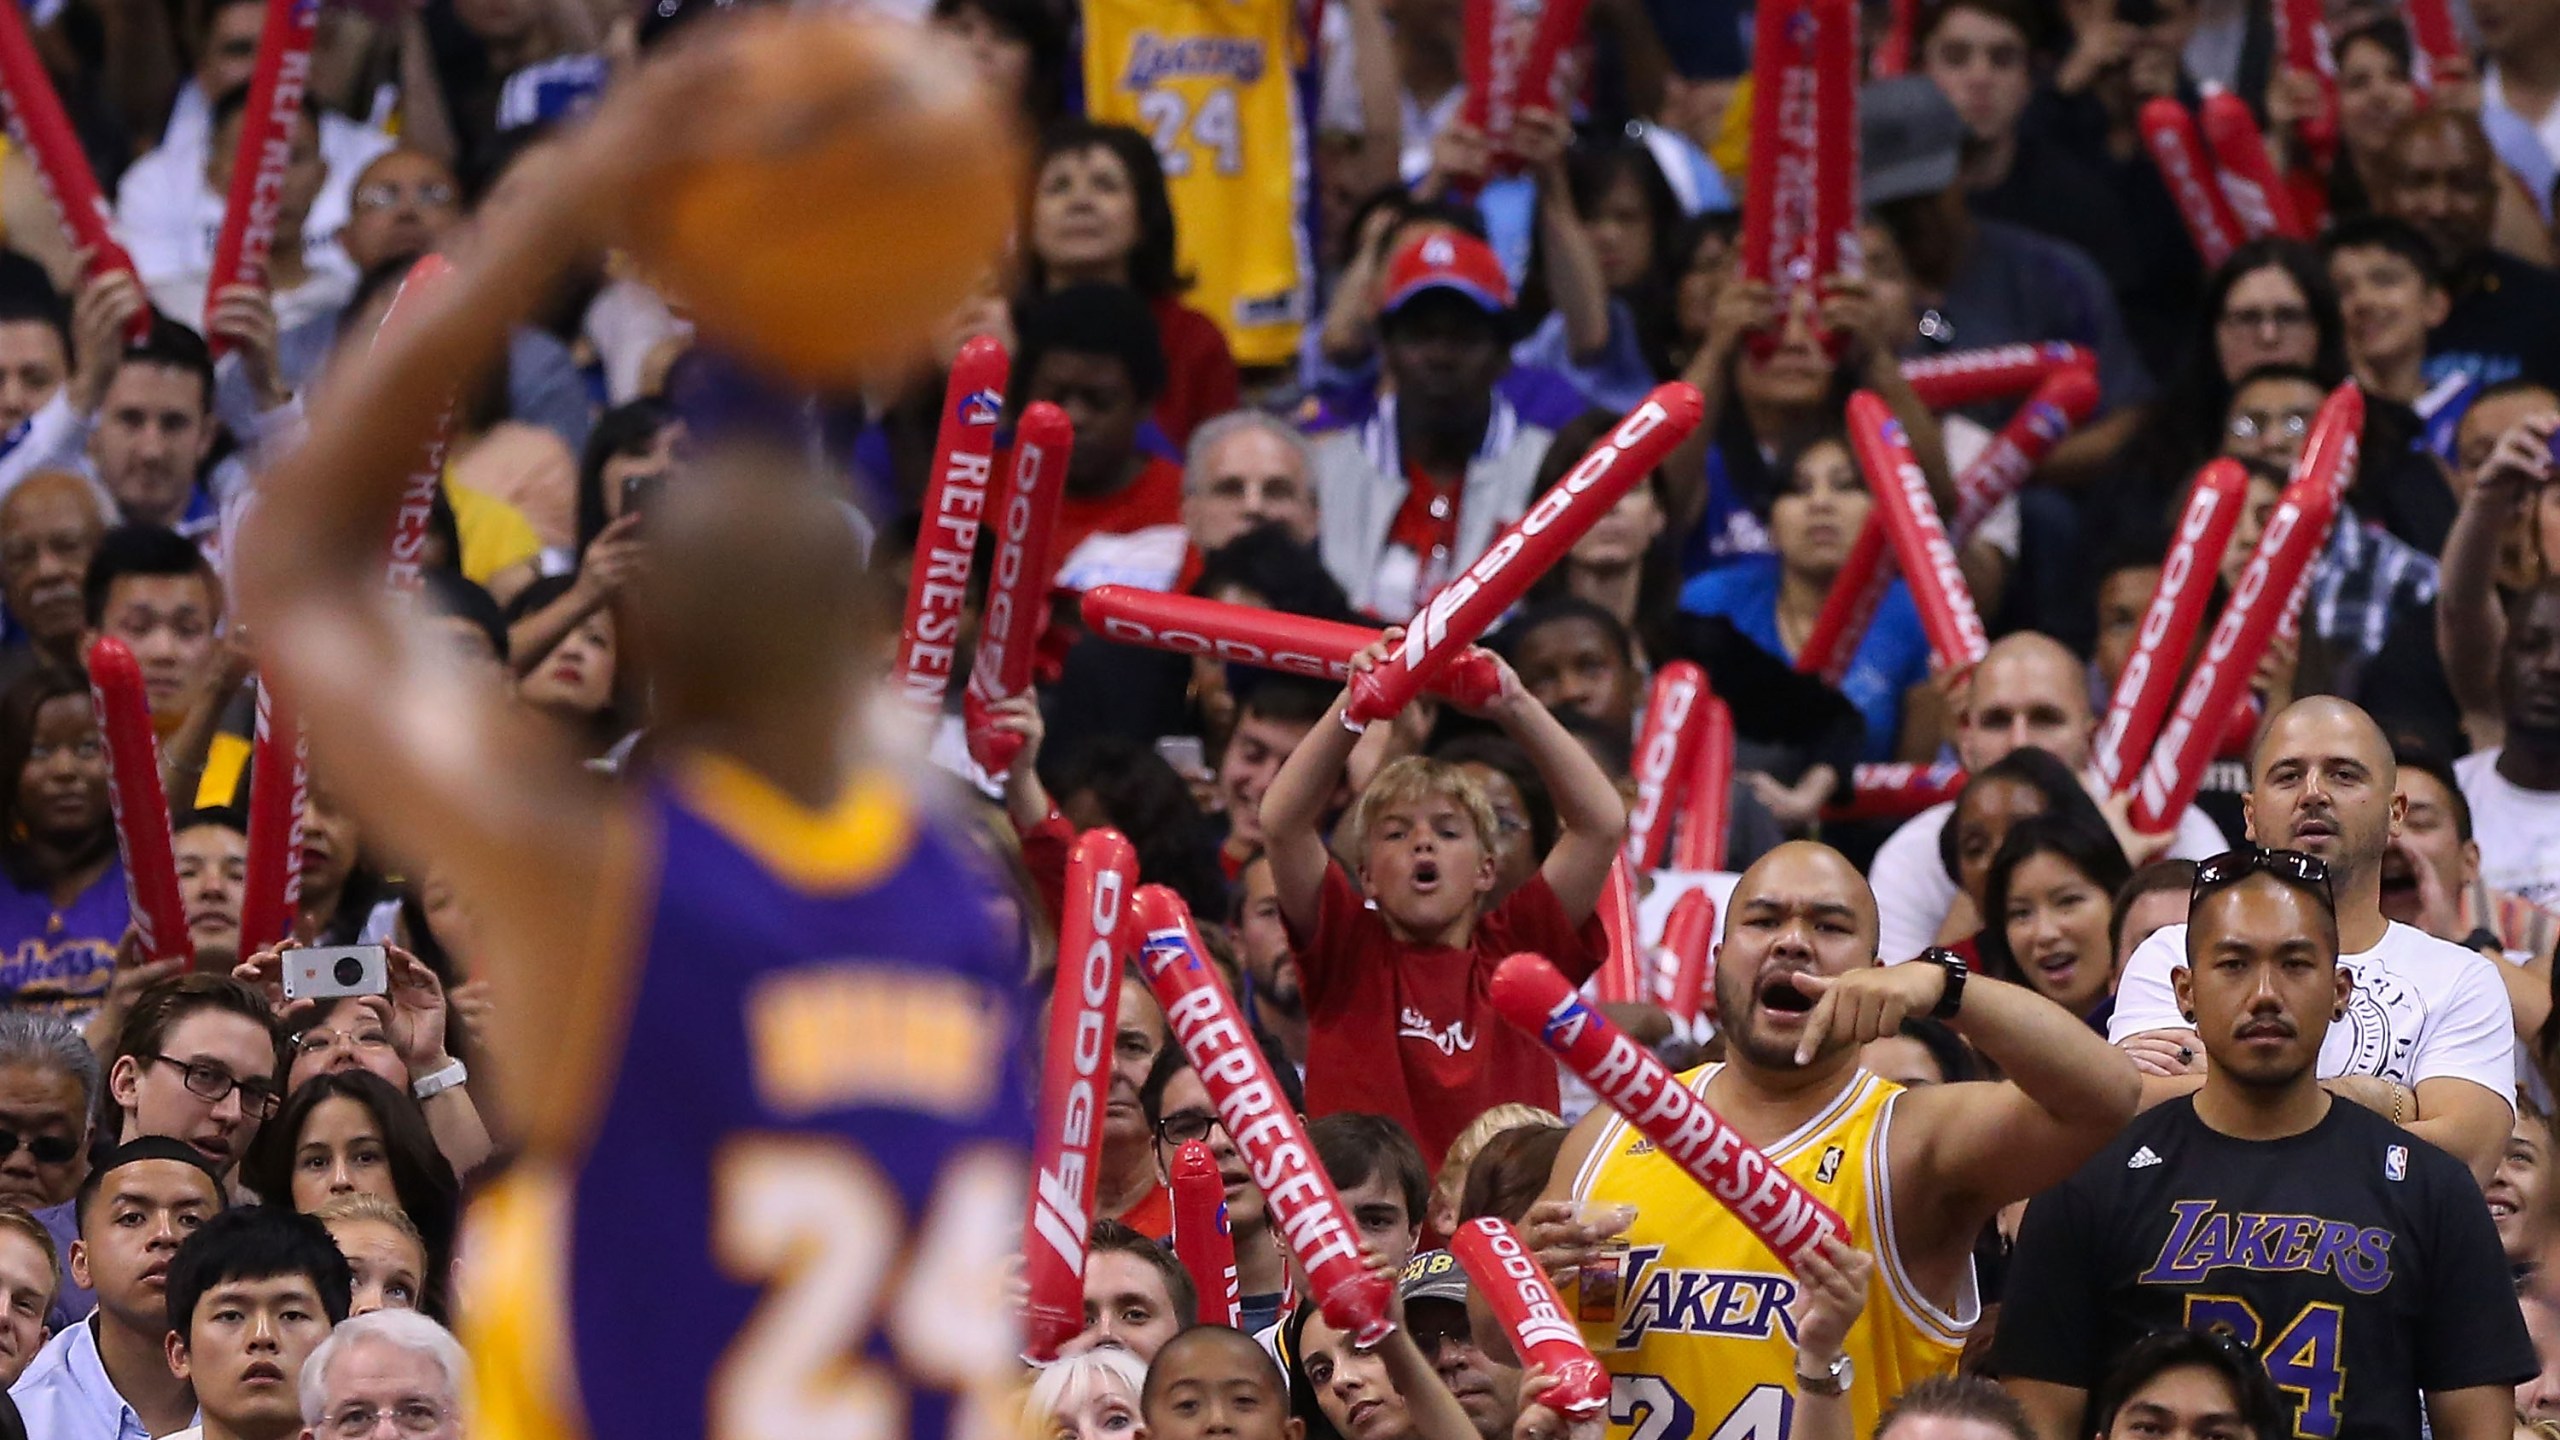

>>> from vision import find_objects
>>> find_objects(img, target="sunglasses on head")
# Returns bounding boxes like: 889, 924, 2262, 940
2191, 846, 2335, 909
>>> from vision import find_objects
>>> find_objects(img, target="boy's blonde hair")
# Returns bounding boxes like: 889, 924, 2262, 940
1350, 756, 1500, 861
1431, 1104, 1565, 1220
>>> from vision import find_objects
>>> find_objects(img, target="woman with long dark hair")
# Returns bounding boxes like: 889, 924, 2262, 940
0, 669, 122, 1015
1516, 137, 1689, 410
243, 1069, 460, 1319
1021, 121, 1239, 446
1979, 812, 2135, 1029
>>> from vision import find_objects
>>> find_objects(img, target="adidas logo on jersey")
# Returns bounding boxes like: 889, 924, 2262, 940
2127, 1146, 2164, 1169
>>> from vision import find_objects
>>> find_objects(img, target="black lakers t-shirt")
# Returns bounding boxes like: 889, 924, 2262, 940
1995, 1096, 2532, 1439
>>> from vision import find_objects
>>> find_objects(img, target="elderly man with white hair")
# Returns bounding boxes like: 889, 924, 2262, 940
298, 1310, 467, 1440
1054, 407, 1322, 593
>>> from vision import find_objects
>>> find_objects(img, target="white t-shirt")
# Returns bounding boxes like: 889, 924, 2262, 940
2454, 747, 2560, 915
2109, 920, 2520, 1103
1870, 800, 2227, 963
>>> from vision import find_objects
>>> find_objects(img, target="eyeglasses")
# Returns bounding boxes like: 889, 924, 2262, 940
2228, 410, 2313, 443
0, 1129, 79, 1165
147, 1055, 281, 1119
353, 181, 458, 212
2218, 305, 2314, 335
294, 1025, 394, 1060
327, 1401, 450, 1436
2191, 846, 2335, 908
1156, 1109, 1218, 1147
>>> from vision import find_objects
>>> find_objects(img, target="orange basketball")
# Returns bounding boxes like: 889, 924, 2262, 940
622, 13, 1023, 387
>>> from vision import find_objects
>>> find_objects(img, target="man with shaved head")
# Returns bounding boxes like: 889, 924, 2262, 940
1539, 841, 2137, 1438
1870, 632, 2229, 961
2112, 696, 2517, 1183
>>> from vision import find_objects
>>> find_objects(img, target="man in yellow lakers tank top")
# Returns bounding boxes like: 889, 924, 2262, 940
1538, 842, 2141, 1440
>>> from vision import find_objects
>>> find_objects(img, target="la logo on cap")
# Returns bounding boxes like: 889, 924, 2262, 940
1423, 236, 1456, 267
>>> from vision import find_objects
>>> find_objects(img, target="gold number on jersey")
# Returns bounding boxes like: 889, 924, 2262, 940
1138, 87, 1245, 177
710, 1136, 1021, 1440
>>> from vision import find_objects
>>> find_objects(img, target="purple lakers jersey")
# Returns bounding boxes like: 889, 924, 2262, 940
465, 756, 1033, 1440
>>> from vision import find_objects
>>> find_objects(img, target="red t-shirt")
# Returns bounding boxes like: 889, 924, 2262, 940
1117, 1181, 1173, 1241
1055, 456, 1186, 583
1151, 297, 1241, 447
1286, 863, 1606, 1170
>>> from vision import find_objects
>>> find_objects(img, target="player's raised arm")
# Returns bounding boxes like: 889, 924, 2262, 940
231, 58, 721, 1132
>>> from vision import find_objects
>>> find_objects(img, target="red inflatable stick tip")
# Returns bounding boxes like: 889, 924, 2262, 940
1490, 952, 1577, 1025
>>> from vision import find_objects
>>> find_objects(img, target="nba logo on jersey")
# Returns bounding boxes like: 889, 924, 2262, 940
958, 388, 1002, 427
1816, 1145, 1844, 1184
2384, 1145, 2408, 1181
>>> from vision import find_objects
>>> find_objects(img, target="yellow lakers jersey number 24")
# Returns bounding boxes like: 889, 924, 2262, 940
1083, 0, 1309, 367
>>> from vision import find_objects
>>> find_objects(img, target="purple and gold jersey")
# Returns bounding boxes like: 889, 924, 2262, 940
465, 755, 1032, 1440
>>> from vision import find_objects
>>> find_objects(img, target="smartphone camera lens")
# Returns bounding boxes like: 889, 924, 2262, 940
334, 956, 366, 987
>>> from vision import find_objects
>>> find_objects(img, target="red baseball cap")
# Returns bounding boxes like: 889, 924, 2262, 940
1381, 229, 1513, 316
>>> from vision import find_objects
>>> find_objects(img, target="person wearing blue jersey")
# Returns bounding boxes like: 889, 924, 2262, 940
233, 54, 1034, 1440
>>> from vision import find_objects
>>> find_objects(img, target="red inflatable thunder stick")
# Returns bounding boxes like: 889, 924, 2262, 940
237, 681, 307, 960
374, 255, 455, 593
1659, 888, 1718, 1022
2274, 383, 2364, 637
1846, 392, 1988, 673
88, 638, 192, 967
1171, 1140, 1242, 1328
1870, 0, 1915, 75
1134, 886, 1393, 1343
1079, 588, 1505, 710
2130, 398, 2355, 833
203, 0, 318, 356
2197, 91, 2306, 241
1512, 0, 1594, 132
1593, 857, 1644, 1005
2140, 99, 2245, 269
1899, 343, 2093, 411
1671, 694, 1733, 874
893, 336, 1007, 715
1950, 364, 2101, 542
1349, 384, 1704, 728
1794, 513, 1890, 686
1624, 662, 1707, 871
1491, 954, 1846, 1271
1820, 763, 1966, 823
1020, 830, 1138, 1362
2405, 0, 2464, 95
2271, 0, 2338, 150
2091, 460, 2249, 797
0, 0, 144, 338
1739, 0, 1857, 341
965, 402, 1072, 778
1450, 1218, 1609, 1416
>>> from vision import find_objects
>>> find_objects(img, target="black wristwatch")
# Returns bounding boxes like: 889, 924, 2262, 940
1922, 947, 1968, 1019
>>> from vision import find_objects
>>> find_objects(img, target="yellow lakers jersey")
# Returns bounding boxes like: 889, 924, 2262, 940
1571, 1066, 1974, 1440
1082, 0, 1308, 367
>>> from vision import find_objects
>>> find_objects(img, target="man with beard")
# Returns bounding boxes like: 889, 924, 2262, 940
1545, 841, 2137, 1440
1236, 853, 1306, 1069
2112, 699, 2518, 1184
2001, 851, 2532, 1440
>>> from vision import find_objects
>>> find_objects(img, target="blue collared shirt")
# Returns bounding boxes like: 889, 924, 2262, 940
9, 1316, 195, 1440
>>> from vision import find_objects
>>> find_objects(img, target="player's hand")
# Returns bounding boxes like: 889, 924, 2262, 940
2121, 1028, 2205, 1077
1788, 1237, 1873, 1372
1788, 960, 1949, 1065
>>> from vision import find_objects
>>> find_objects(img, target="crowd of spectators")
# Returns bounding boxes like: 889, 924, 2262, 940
5, 0, 2560, 1434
